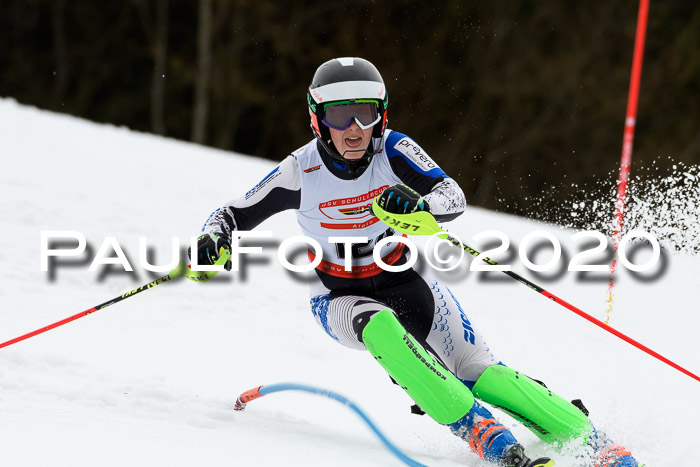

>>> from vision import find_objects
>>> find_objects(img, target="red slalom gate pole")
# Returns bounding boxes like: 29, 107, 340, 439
606, 0, 650, 322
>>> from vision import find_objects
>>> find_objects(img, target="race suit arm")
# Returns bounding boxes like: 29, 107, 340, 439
384, 131, 467, 222
201, 155, 301, 237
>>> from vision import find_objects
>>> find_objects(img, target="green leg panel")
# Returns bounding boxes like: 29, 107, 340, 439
472, 365, 591, 444
362, 309, 474, 424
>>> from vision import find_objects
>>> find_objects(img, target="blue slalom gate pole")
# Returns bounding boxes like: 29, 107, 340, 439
234, 382, 427, 467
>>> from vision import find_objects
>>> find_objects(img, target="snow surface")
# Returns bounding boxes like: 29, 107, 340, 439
0, 98, 698, 467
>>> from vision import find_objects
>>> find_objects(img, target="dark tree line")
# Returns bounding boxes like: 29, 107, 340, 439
1, 1, 697, 223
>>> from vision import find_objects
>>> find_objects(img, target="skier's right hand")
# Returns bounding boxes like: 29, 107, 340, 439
375, 184, 429, 215
188, 232, 233, 271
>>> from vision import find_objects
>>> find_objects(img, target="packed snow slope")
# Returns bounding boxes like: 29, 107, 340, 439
0, 98, 698, 467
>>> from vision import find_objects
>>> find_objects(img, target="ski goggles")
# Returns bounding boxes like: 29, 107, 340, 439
321, 100, 381, 131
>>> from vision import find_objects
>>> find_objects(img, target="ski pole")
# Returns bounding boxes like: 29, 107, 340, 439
606, 0, 650, 323
0, 250, 231, 350
371, 199, 700, 383
234, 382, 427, 467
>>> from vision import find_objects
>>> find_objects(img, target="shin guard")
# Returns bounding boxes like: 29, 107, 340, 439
362, 309, 474, 424
472, 365, 590, 444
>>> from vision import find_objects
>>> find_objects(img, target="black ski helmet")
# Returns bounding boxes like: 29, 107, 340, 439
307, 57, 389, 167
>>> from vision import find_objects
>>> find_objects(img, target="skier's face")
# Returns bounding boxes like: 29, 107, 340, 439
329, 121, 372, 160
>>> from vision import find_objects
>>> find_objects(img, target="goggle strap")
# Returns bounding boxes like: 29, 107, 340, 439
323, 99, 379, 111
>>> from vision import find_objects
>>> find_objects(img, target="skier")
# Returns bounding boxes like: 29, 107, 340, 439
192, 57, 641, 467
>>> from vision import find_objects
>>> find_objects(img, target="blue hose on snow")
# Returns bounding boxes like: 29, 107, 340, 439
234, 382, 427, 467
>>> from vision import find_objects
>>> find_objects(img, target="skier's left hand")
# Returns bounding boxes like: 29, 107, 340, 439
375, 184, 430, 215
